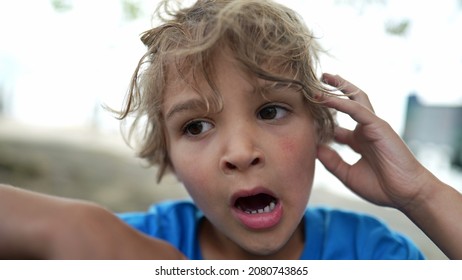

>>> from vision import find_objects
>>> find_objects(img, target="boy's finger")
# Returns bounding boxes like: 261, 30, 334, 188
323, 94, 377, 125
334, 127, 362, 154
333, 126, 352, 145
317, 144, 351, 185
322, 73, 375, 112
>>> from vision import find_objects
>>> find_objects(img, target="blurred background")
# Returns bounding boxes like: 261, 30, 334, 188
0, 0, 461, 259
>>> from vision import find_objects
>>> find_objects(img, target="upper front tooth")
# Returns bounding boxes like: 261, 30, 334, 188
244, 202, 277, 215
269, 201, 275, 210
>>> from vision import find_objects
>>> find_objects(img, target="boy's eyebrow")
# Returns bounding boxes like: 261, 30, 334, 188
165, 98, 207, 120
165, 83, 299, 120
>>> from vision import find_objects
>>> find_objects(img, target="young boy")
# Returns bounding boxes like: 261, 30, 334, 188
1, 0, 461, 259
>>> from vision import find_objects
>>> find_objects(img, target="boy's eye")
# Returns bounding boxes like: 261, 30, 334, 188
183, 120, 214, 136
258, 105, 289, 120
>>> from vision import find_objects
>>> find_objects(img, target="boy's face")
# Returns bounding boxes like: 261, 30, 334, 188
163, 54, 317, 258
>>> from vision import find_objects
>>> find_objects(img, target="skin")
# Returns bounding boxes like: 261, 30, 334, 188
163, 54, 318, 259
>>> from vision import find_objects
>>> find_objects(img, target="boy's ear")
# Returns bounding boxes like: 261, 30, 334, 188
312, 90, 323, 102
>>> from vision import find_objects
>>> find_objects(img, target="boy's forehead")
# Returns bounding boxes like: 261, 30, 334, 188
161, 51, 303, 116
163, 65, 276, 103
164, 52, 293, 91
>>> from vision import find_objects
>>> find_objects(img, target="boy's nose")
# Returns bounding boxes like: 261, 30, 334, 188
219, 128, 265, 174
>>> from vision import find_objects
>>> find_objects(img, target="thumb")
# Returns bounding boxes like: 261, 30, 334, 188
317, 144, 351, 185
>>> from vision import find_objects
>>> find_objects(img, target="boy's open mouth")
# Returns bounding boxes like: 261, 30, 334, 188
231, 189, 283, 229
234, 193, 278, 214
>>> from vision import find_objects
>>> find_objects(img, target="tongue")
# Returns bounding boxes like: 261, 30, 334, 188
236, 193, 274, 211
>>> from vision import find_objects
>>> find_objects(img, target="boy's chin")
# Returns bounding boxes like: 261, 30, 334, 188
231, 223, 304, 259
236, 239, 288, 259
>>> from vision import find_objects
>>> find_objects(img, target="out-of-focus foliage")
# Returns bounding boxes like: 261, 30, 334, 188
50, 0, 144, 20
335, 0, 411, 37
385, 19, 410, 36
50, 0, 73, 12
121, 0, 144, 21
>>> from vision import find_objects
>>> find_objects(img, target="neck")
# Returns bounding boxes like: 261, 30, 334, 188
199, 218, 305, 260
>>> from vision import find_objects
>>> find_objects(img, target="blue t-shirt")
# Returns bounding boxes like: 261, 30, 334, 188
118, 200, 424, 259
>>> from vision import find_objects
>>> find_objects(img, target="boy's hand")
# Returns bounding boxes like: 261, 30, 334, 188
316, 74, 462, 259
316, 73, 434, 211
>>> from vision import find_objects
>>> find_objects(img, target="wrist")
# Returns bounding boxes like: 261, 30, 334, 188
400, 174, 462, 259
400, 170, 442, 216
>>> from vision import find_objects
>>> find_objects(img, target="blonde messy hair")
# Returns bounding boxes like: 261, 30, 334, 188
118, 0, 336, 181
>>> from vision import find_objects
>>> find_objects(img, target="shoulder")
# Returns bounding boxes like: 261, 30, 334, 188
302, 207, 425, 260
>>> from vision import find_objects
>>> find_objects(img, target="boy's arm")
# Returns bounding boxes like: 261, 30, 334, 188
0, 184, 186, 259
316, 74, 462, 259
402, 176, 462, 260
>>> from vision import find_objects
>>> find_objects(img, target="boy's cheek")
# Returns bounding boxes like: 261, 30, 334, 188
277, 133, 316, 159
172, 156, 210, 189
276, 138, 317, 186
278, 137, 296, 155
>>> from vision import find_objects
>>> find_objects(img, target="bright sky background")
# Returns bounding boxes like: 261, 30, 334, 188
1, 0, 461, 192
